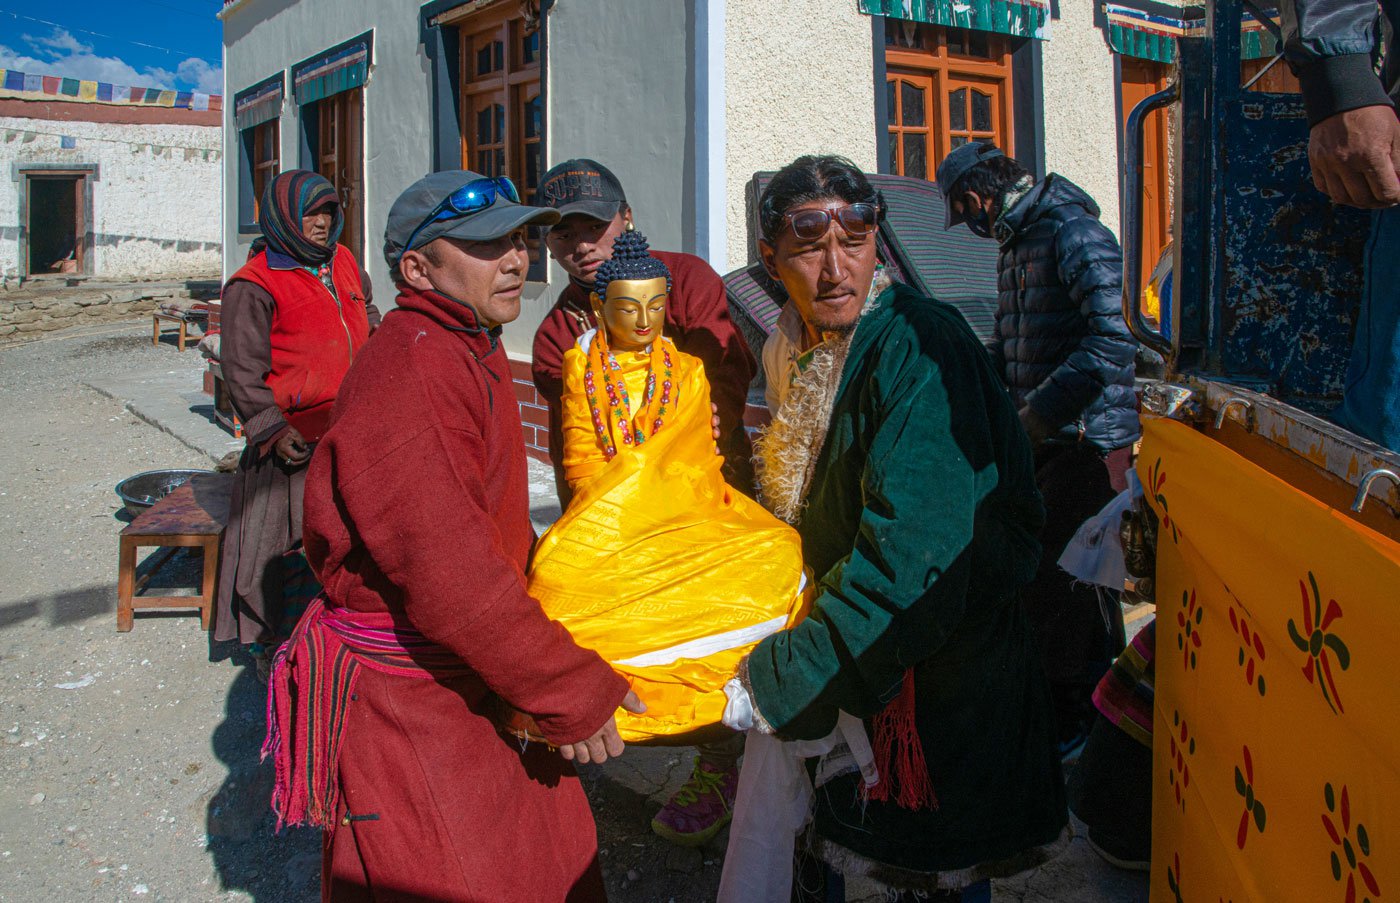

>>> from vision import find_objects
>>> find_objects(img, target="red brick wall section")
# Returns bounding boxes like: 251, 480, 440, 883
509, 357, 552, 464
203, 302, 221, 395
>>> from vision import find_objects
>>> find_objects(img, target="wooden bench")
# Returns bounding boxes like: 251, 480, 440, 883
118, 472, 233, 632
151, 309, 205, 352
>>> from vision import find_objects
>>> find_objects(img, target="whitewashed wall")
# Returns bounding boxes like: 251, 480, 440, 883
722, 0, 879, 271
0, 117, 221, 279
1040, 2, 1123, 237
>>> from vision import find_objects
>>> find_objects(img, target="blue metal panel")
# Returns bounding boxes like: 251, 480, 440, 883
1176, 0, 1368, 407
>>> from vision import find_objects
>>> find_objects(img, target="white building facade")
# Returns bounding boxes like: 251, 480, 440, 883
221, 0, 1209, 451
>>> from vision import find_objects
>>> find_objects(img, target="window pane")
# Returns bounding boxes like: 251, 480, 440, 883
477, 150, 493, 175
888, 134, 899, 175
522, 31, 539, 65
903, 133, 927, 180
971, 90, 992, 132
477, 108, 492, 144
901, 82, 925, 127
477, 43, 493, 76
494, 148, 505, 178
947, 27, 992, 59
524, 95, 541, 139
886, 79, 897, 126
951, 135, 970, 149
949, 88, 968, 132
494, 105, 505, 143
525, 143, 540, 189
494, 41, 504, 72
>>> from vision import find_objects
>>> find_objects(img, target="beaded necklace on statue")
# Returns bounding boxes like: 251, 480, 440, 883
581, 228, 678, 461
583, 327, 676, 461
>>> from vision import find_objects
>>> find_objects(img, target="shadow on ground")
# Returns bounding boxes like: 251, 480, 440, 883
206, 658, 320, 901
0, 584, 115, 631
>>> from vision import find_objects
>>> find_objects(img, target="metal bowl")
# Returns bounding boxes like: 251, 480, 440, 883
115, 469, 212, 518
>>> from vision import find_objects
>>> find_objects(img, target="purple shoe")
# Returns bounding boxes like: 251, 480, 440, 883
651, 757, 739, 847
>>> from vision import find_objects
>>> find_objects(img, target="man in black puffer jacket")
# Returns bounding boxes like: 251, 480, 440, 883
937, 142, 1140, 757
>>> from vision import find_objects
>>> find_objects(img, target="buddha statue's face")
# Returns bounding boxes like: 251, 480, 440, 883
591, 277, 668, 353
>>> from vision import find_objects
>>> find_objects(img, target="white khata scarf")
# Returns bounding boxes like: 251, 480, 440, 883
754, 268, 892, 524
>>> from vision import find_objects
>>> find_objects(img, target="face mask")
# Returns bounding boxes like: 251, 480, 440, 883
965, 206, 993, 239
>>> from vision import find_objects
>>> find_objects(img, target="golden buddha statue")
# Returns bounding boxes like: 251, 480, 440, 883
524, 230, 809, 743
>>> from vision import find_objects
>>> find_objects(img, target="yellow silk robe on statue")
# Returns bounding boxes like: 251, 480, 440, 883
528, 331, 808, 743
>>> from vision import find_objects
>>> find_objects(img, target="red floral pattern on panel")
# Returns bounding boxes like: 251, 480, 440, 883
1168, 709, 1195, 812
1287, 573, 1351, 715
1150, 457, 1180, 543
1323, 783, 1381, 903
1229, 605, 1267, 696
1233, 746, 1267, 849
1177, 589, 1203, 671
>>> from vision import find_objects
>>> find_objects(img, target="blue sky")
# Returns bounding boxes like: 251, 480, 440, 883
0, 1, 224, 94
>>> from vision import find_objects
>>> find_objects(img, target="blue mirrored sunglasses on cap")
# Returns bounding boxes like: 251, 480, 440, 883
397, 176, 520, 264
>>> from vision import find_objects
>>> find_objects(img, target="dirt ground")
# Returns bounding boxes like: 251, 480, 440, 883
0, 317, 1147, 903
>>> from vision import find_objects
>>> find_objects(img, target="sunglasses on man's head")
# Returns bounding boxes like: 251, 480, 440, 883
783, 202, 881, 241
397, 176, 520, 264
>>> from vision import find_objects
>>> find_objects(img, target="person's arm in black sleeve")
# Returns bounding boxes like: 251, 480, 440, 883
1281, 0, 1400, 207
1281, 0, 1390, 126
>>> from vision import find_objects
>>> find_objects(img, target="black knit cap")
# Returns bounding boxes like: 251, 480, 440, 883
593, 230, 672, 298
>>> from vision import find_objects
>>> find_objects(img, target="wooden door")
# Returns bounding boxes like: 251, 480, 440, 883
317, 88, 365, 262
1120, 57, 1172, 287
25, 173, 85, 275
72, 176, 86, 273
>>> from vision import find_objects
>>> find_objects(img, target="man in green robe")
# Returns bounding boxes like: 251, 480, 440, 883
738, 156, 1067, 900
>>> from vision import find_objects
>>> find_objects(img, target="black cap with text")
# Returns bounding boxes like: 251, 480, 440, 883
536, 158, 628, 222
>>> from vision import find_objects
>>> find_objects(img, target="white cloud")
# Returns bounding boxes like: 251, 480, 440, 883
0, 27, 222, 95
25, 29, 92, 55
176, 58, 223, 95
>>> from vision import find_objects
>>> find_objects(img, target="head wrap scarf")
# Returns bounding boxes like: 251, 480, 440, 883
254, 170, 343, 267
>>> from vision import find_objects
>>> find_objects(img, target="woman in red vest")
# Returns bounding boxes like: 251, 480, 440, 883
215, 170, 379, 676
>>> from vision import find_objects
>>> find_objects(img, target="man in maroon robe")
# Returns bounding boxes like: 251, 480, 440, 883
268, 171, 640, 902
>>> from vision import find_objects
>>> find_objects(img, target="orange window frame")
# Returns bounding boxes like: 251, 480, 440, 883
885, 24, 1016, 181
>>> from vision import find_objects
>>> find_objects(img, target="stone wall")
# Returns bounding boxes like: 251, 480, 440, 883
0, 281, 215, 343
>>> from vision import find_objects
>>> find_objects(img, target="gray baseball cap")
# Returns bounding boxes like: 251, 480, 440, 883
383, 170, 560, 268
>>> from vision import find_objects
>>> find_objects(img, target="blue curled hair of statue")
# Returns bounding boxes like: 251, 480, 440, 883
593, 230, 672, 298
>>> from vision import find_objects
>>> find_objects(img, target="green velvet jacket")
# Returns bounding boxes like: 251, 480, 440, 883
748, 283, 1067, 874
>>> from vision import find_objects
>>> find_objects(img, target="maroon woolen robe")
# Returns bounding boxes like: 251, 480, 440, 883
302, 285, 628, 902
